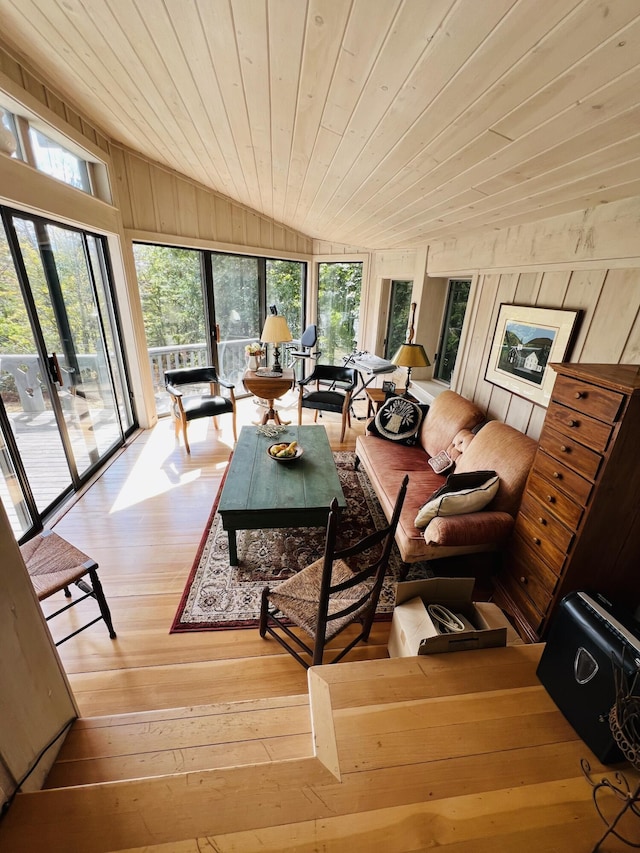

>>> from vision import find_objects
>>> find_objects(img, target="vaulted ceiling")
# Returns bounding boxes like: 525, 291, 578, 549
1, 0, 639, 250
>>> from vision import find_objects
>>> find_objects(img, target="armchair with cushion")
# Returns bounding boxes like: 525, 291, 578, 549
165, 366, 237, 453
298, 364, 358, 442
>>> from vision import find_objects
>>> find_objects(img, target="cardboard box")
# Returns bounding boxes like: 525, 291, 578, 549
388, 577, 521, 657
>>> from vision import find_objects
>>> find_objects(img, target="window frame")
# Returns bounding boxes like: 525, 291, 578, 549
434, 278, 471, 386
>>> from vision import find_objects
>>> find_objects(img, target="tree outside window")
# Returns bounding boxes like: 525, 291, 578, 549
317, 262, 362, 363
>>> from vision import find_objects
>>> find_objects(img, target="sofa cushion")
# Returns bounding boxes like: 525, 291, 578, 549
418, 390, 485, 456
424, 511, 515, 546
414, 471, 499, 528
367, 396, 428, 446
454, 421, 537, 516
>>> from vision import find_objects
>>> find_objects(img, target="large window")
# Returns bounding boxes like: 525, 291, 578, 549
317, 261, 362, 364
133, 244, 306, 413
435, 279, 471, 384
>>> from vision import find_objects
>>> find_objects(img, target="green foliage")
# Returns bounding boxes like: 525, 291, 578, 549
385, 280, 412, 358
266, 259, 304, 339
317, 262, 362, 363
436, 279, 470, 383
134, 244, 205, 347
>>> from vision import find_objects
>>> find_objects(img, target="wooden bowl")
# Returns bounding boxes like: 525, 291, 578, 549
267, 443, 304, 462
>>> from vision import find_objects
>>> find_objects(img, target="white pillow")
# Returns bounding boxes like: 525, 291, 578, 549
414, 473, 499, 529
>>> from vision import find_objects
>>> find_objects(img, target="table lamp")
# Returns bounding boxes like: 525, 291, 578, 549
391, 342, 430, 395
260, 314, 292, 374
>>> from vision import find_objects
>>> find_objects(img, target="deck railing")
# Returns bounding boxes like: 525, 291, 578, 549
149, 339, 257, 415
1, 338, 259, 418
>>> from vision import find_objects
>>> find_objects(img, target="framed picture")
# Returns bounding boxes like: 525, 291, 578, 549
382, 380, 396, 394
485, 304, 580, 406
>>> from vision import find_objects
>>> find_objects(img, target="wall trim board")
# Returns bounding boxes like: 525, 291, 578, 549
427, 197, 640, 276
125, 229, 312, 262
426, 257, 640, 277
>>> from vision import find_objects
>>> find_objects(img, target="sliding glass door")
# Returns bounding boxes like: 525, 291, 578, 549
0, 209, 134, 539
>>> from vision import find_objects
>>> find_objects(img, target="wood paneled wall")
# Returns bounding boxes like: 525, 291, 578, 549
113, 145, 313, 256
427, 198, 640, 439
0, 45, 109, 158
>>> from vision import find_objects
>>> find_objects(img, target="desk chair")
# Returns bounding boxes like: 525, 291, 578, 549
286, 324, 321, 376
21, 530, 116, 646
259, 475, 408, 668
298, 364, 358, 442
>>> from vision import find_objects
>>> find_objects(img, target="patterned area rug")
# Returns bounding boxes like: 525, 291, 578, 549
171, 451, 425, 632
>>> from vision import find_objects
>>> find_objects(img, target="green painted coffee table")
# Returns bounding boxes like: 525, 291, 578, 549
218, 424, 346, 566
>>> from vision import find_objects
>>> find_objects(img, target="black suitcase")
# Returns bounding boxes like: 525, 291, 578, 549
536, 591, 640, 764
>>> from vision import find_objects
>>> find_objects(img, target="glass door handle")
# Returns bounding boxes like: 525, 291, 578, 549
47, 352, 63, 386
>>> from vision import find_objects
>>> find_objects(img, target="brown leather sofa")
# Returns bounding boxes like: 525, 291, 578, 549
355, 390, 537, 571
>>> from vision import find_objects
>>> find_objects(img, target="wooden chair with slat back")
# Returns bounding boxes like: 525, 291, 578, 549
259, 475, 408, 668
20, 530, 116, 646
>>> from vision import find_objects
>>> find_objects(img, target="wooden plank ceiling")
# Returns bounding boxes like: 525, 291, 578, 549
1, 0, 639, 250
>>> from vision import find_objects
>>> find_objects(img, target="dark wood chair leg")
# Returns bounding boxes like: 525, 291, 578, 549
88, 566, 117, 639
259, 587, 270, 637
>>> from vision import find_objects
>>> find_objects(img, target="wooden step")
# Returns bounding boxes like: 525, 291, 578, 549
1, 647, 636, 853
44, 694, 312, 788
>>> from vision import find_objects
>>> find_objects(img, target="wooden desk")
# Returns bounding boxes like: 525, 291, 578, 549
243, 367, 294, 425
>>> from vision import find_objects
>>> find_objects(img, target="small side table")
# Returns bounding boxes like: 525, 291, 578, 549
365, 387, 387, 418
243, 368, 294, 425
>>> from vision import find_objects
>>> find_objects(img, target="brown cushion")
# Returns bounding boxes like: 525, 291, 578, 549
455, 421, 537, 515
418, 391, 484, 456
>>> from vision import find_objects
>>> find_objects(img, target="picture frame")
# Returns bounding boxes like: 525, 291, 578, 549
485, 304, 580, 406
382, 380, 396, 394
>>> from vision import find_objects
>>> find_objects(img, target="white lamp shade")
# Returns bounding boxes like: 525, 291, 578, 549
261, 315, 293, 344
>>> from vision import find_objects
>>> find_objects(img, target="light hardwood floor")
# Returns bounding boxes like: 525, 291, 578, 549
47, 391, 392, 717
6, 393, 639, 851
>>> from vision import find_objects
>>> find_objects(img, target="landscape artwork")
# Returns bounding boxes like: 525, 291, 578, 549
496, 320, 557, 387
485, 305, 580, 406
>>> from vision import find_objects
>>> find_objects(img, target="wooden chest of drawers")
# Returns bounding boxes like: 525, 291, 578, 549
493, 363, 640, 642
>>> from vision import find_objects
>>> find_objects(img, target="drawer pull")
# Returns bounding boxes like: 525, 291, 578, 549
538, 517, 546, 525
575, 391, 585, 399
553, 471, 562, 479
520, 576, 528, 585
569, 419, 578, 427
560, 445, 568, 452
547, 495, 555, 503
533, 537, 541, 545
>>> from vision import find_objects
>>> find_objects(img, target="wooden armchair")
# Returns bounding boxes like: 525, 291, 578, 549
165, 366, 237, 453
